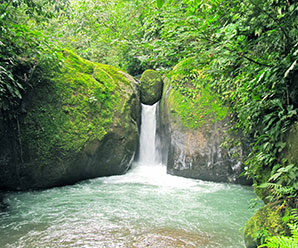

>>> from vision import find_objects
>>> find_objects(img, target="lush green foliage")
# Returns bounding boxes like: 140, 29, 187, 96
259, 227, 298, 248
148, 0, 298, 243
47, 0, 154, 74
0, 0, 66, 118
1, 0, 298, 244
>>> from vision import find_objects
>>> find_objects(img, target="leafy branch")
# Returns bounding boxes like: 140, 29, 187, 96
1, 0, 13, 15
249, 0, 291, 46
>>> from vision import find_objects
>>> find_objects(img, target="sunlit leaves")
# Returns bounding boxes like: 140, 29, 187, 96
157, 0, 165, 9
0, 0, 63, 117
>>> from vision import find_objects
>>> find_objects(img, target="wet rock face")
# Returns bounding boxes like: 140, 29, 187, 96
140, 69, 163, 105
166, 118, 250, 184
160, 83, 251, 185
0, 51, 141, 190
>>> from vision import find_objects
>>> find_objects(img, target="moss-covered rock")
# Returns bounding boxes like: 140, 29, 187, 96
244, 203, 289, 248
160, 58, 250, 184
0, 50, 140, 190
285, 122, 298, 165
140, 69, 163, 105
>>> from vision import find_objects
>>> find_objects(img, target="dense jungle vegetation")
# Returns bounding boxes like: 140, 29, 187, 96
1, 0, 298, 246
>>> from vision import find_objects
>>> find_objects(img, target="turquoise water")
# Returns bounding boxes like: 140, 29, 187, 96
0, 164, 256, 248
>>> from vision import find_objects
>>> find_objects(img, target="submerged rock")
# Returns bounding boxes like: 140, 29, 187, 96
0, 50, 140, 190
140, 69, 163, 105
160, 59, 250, 185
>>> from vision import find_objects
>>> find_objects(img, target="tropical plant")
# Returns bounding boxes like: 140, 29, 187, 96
0, 0, 65, 117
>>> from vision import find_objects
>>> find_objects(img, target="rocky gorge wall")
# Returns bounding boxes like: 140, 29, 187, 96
0, 57, 251, 191
159, 81, 251, 185
138, 67, 250, 185
154, 58, 251, 185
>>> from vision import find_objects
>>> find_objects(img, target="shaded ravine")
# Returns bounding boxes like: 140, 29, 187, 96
0, 103, 257, 248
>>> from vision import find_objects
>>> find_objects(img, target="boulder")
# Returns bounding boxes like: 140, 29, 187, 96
0, 50, 140, 190
160, 59, 250, 185
140, 69, 163, 105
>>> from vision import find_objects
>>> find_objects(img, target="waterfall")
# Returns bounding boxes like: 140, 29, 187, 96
138, 102, 161, 165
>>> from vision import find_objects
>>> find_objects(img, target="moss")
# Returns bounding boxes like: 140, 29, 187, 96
62, 50, 94, 74
244, 203, 289, 247
141, 69, 161, 81
140, 69, 163, 105
165, 58, 228, 129
99, 64, 130, 86
21, 50, 133, 166
167, 84, 228, 129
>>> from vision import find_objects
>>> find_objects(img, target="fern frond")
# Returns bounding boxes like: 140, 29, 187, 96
258, 182, 277, 189
259, 222, 298, 248
259, 236, 298, 248
289, 224, 298, 241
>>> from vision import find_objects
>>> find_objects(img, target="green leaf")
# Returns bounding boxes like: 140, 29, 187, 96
157, 0, 165, 9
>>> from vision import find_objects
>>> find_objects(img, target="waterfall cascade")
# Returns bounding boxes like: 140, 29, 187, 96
138, 102, 161, 165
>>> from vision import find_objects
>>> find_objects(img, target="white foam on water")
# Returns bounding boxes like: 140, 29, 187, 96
102, 102, 224, 193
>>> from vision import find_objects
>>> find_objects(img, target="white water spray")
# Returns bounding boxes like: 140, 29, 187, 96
138, 102, 161, 165
108, 101, 199, 188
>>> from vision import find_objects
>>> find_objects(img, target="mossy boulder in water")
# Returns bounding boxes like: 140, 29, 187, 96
0, 50, 140, 190
140, 69, 163, 105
